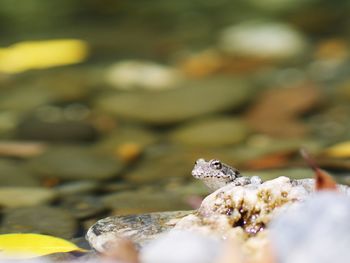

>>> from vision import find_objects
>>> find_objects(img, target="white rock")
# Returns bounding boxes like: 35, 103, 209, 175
105, 60, 182, 90
140, 230, 222, 263
270, 192, 350, 263
219, 21, 307, 60
175, 177, 312, 238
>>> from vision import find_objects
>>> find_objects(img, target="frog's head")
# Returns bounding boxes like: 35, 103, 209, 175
192, 158, 229, 179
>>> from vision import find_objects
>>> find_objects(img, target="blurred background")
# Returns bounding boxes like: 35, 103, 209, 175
1, 0, 350, 241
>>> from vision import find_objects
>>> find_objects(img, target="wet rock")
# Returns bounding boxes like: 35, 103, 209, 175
0, 206, 77, 239
170, 117, 249, 147
0, 159, 40, 187
0, 187, 57, 208
105, 60, 182, 90
270, 192, 350, 263
219, 21, 307, 60
86, 211, 192, 251
55, 181, 100, 196
27, 146, 123, 181
140, 230, 222, 263
60, 195, 107, 219
245, 84, 321, 137
101, 190, 192, 215
95, 76, 252, 124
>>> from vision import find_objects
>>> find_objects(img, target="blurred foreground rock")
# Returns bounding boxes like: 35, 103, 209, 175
87, 175, 350, 262
270, 192, 350, 263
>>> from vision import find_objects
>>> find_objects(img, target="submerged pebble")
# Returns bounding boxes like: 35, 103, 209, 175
27, 146, 123, 181
95, 76, 252, 124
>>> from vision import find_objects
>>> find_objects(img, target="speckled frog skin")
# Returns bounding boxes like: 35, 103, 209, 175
192, 158, 262, 191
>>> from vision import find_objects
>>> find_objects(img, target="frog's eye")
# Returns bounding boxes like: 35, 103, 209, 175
210, 159, 222, 170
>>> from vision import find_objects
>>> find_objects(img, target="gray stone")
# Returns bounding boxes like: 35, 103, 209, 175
170, 117, 249, 147
0, 159, 40, 187
27, 146, 123, 180
94, 76, 252, 124
270, 192, 350, 263
0, 187, 57, 208
86, 211, 192, 251
0, 206, 78, 239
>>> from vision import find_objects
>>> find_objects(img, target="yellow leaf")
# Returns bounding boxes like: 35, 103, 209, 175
0, 233, 86, 259
0, 39, 89, 74
324, 141, 350, 158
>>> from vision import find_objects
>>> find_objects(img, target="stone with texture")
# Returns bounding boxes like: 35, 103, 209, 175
86, 211, 192, 252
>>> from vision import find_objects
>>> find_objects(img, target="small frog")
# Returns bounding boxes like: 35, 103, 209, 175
192, 158, 262, 191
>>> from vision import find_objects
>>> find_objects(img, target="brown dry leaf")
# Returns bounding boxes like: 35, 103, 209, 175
300, 149, 337, 191
314, 167, 337, 191
245, 83, 321, 137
